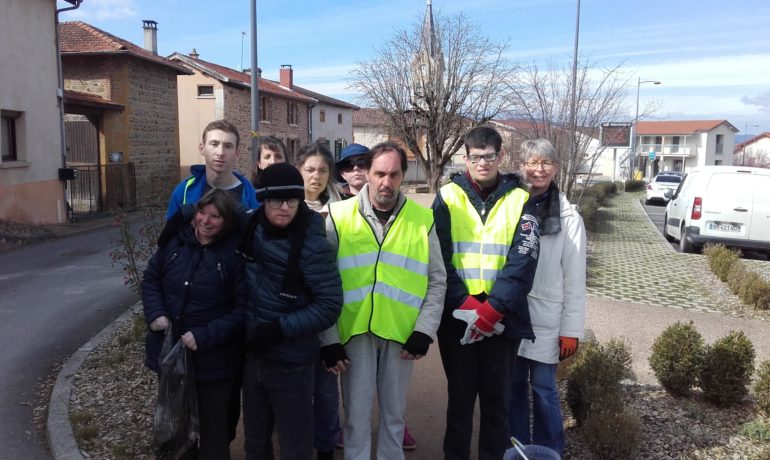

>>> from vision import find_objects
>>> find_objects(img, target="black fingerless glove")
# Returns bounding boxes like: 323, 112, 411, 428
320, 343, 348, 368
245, 322, 282, 354
402, 331, 433, 356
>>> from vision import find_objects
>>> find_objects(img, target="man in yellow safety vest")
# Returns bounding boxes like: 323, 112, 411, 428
320, 141, 446, 460
433, 125, 541, 460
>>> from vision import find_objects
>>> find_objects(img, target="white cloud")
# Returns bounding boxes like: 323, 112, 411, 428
635, 54, 770, 89
741, 92, 770, 110
62, 0, 138, 21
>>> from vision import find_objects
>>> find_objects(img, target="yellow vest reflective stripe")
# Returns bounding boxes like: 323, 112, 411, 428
440, 181, 529, 295
330, 197, 433, 345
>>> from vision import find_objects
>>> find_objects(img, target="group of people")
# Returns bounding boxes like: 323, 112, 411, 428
142, 119, 586, 460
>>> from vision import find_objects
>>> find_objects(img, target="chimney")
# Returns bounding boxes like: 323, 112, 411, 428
142, 20, 158, 55
189, 48, 199, 59
280, 64, 293, 88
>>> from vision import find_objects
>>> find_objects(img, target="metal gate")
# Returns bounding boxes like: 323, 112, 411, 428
64, 115, 136, 221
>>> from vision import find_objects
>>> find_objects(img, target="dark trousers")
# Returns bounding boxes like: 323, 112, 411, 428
313, 359, 341, 452
438, 318, 519, 460
242, 357, 314, 460
196, 378, 238, 460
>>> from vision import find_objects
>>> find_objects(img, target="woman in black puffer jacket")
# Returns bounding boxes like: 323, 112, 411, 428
142, 189, 246, 460
238, 163, 343, 460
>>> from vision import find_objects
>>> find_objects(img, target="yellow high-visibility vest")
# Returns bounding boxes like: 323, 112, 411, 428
329, 197, 433, 345
439, 182, 529, 294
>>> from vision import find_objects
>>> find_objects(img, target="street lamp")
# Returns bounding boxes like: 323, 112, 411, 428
631, 77, 661, 180
741, 121, 760, 166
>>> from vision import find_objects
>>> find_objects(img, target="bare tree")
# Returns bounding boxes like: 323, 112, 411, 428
349, 12, 517, 191
506, 58, 636, 201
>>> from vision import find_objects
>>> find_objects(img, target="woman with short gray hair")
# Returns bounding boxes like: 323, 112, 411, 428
509, 139, 586, 456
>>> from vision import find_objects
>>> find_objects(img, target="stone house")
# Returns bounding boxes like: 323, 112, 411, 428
1, 0, 74, 224
169, 53, 316, 177
59, 20, 190, 216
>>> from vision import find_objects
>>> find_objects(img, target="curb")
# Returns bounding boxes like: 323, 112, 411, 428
47, 301, 143, 460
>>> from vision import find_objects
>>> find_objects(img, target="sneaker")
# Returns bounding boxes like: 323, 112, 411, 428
335, 430, 344, 449
402, 426, 417, 451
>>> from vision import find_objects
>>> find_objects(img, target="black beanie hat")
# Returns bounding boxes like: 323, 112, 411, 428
255, 163, 305, 202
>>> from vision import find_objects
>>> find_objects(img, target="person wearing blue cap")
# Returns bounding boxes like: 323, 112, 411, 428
336, 143, 370, 199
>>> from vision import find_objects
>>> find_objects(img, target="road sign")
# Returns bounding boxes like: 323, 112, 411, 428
649, 151, 656, 161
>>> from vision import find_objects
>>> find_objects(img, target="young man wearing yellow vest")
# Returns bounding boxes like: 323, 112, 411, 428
320, 141, 446, 460
433, 126, 540, 460
166, 119, 258, 219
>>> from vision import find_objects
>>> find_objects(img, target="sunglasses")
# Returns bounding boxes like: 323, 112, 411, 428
341, 159, 368, 172
265, 198, 300, 209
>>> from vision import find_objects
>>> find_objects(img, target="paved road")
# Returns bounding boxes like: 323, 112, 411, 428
0, 226, 138, 459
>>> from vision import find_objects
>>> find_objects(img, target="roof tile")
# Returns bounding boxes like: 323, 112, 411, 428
637, 120, 737, 135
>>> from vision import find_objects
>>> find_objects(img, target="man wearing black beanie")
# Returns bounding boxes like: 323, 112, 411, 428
239, 163, 343, 460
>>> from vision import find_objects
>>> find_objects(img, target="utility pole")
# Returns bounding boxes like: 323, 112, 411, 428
250, 1, 259, 165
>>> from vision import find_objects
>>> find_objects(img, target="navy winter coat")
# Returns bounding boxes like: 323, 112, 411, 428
243, 207, 343, 366
432, 172, 541, 340
142, 222, 247, 381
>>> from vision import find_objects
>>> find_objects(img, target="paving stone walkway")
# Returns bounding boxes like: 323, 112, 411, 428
587, 192, 731, 313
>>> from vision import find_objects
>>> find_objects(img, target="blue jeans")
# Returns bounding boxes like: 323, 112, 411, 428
509, 357, 564, 456
313, 359, 341, 452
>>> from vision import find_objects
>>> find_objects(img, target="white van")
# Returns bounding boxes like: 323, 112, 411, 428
663, 166, 770, 254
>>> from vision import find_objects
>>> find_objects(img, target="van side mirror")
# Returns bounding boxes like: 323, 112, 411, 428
664, 190, 673, 199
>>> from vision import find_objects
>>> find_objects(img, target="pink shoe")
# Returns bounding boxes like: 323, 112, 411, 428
402, 426, 417, 451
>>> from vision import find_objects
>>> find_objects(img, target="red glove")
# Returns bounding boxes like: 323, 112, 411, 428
458, 295, 482, 312
559, 336, 579, 361
474, 301, 503, 335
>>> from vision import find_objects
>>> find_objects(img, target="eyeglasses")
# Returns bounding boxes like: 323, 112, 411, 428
524, 160, 556, 169
341, 159, 368, 172
467, 152, 499, 164
265, 198, 300, 209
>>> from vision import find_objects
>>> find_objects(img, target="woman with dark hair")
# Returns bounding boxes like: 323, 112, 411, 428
296, 141, 341, 217
142, 188, 247, 460
239, 163, 342, 460
251, 136, 287, 187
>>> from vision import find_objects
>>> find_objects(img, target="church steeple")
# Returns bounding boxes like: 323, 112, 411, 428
412, 0, 444, 110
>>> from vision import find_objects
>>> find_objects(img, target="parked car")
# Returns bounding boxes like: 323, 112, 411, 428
645, 173, 683, 205
663, 166, 770, 254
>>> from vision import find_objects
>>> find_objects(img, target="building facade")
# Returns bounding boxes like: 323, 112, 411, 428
734, 132, 770, 167
0, 0, 70, 224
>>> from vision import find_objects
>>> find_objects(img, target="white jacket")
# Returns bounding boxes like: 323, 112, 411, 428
518, 192, 586, 364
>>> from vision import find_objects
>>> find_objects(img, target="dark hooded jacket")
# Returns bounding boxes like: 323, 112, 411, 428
142, 219, 247, 381
241, 204, 343, 365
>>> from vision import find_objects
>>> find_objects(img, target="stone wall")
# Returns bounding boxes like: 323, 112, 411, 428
223, 87, 310, 173
126, 59, 181, 203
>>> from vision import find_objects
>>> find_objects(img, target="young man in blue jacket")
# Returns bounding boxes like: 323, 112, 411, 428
432, 126, 541, 460
167, 119, 258, 219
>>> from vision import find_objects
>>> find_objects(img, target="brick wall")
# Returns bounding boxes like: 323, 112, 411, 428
126, 59, 181, 203
223, 87, 310, 172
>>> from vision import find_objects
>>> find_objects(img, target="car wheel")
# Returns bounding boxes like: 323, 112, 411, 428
679, 226, 695, 253
664, 214, 675, 242
645, 198, 651, 205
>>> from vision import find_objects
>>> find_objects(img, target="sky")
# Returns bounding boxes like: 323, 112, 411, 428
58, 0, 770, 138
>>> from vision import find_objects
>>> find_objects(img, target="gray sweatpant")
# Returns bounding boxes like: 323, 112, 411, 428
341, 333, 414, 460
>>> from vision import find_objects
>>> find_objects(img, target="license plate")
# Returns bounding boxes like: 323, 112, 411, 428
708, 222, 739, 232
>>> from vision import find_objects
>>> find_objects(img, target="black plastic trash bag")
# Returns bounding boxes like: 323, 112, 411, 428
153, 326, 200, 460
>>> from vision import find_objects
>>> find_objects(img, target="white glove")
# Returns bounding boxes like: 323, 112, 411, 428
452, 309, 505, 345
149, 315, 170, 332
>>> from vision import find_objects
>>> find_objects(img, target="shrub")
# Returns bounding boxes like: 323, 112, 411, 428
725, 260, 770, 310
753, 360, 770, 416
581, 408, 641, 459
566, 338, 632, 425
699, 330, 756, 406
726, 262, 749, 296
740, 419, 770, 442
649, 321, 704, 396
704, 244, 741, 282
625, 180, 646, 192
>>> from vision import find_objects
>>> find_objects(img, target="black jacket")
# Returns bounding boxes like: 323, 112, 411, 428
432, 172, 540, 340
142, 222, 247, 381
242, 206, 343, 365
